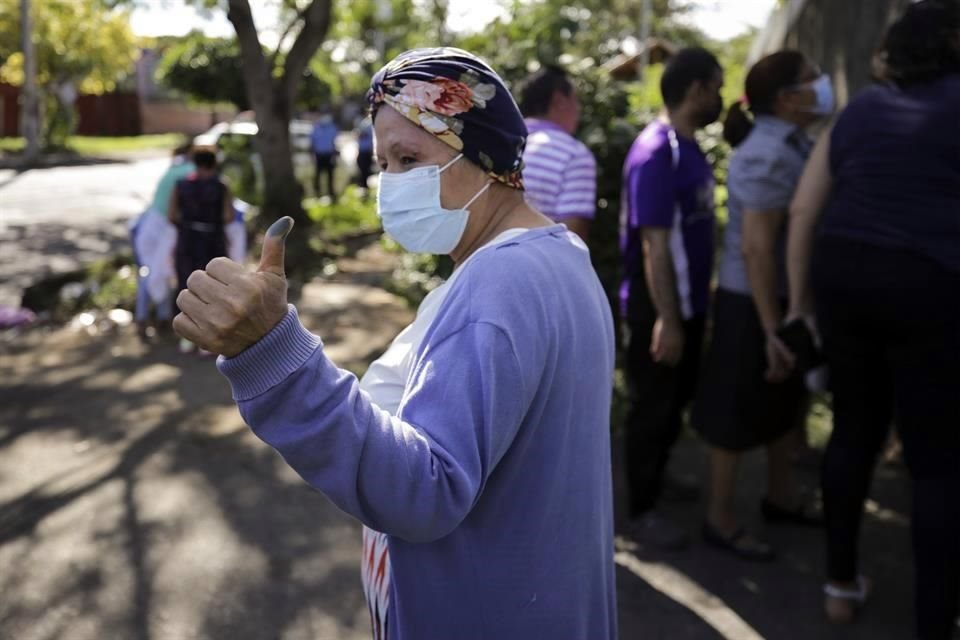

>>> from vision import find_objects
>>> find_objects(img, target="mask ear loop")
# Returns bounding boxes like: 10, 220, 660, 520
461, 180, 493, 210
439, 153, 464, 173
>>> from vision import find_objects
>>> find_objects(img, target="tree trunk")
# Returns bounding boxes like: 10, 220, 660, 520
227, 0, 318, 273
239, 68, 312, 269
256, 91, 312, 268
20, 0, 40, 161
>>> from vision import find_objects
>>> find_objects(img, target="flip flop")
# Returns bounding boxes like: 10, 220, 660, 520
701, 522, 776, 562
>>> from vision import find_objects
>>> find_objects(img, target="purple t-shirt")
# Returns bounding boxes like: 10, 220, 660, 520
620, 120, 716, 319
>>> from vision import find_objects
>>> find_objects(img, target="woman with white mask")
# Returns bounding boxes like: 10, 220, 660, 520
691, 51, 832, 563
171, 47, 617, 640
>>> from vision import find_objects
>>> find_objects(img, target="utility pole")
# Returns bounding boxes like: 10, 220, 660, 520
20, 0, 40, 162
638, 0, 653, 78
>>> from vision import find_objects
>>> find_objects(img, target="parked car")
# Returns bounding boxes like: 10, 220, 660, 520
193, 119, 313, 153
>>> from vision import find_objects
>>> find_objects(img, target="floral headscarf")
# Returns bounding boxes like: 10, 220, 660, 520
368, 47, 527, 189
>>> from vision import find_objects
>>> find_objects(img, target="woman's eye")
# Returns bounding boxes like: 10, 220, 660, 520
400, 156, 417, 166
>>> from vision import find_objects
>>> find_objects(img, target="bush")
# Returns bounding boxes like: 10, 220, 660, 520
304, 186, 380, 237
22, 254, 137, 321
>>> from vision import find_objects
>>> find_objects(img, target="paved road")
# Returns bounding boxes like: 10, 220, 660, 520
0, 138, 363, 309
0, 157, 169, 308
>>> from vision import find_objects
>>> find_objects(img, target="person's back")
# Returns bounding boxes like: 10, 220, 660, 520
356, 119, 374, 153
789, 4, 960, 636
824, 74, 960, 271
151, 151, 196, 216
311, 117, 339, 155
620, 120, 716, 320
518, 66, 597, 241
177, 174, 227, 229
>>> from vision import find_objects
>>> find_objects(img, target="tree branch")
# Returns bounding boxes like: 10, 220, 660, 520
226, 0, 273, 111
270, 7, 308, 68
281, 0, 333, 103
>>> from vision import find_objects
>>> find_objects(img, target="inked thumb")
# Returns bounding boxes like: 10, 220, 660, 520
258, 216, 294, 277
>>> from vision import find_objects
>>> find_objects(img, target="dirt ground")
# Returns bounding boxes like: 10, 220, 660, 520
0, 243, 937, 639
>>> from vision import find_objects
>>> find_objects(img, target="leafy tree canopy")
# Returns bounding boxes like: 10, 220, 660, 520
0, 0, 138, 94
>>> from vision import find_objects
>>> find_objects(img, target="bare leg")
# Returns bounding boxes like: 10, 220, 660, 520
706, 447, 739, 533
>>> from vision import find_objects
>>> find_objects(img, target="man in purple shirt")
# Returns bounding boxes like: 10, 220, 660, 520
620, 47, 723, 549
518, 66, 597, 242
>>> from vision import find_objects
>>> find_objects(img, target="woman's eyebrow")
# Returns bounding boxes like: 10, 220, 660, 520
389, 140, 419, 155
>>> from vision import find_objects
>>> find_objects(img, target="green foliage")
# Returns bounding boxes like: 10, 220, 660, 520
89, 261, 138, 312
0, 0, 139, 148
380, 234, 455, 308
156, 32, 251, 109
313, 0, 436, 102
304, 186, 380, 236
0, 134, 184, 155
156, 31, 334, 111
0, 0, 137, 93
23, 254, 138, 320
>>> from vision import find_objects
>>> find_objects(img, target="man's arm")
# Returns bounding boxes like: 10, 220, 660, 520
167, 184, 180, 225
642, 227, 684, 366
221, 184, 234, 225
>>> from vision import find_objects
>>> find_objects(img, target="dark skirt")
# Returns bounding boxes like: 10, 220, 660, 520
175, 228, 227, 297
692, 288, 807, 452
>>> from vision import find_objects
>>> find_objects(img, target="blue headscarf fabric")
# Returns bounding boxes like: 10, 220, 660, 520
368, 47, 527, 189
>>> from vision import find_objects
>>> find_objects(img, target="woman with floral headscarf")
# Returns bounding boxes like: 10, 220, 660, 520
172, 47, 618, 639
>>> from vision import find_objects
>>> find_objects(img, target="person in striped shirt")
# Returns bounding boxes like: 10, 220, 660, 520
518, 65, 597, 241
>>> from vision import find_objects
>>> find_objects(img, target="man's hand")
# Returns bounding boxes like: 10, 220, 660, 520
650, 317, 685, 367
173, 217, 294, 357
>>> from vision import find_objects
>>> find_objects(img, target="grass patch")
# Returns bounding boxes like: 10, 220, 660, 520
806, 394, 834, 448
0, 134, 184, 155
304, 185, 380, 237
21, 253, 137, 321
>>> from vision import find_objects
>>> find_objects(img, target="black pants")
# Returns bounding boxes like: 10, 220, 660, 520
624, 281, 705, 517
814, 236, 960, 640
357, 150, 374, 188
314, 152, 337, 199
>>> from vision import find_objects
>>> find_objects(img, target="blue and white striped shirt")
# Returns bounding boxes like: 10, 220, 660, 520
522, 119, 597, 221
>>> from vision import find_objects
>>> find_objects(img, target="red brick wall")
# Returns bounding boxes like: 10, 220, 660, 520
75, 92, 141, 136
0, 85, 143, 137
0, 83, 19, 137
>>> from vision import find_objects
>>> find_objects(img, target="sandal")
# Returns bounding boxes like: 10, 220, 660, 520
701, 522, 776, 562
823, 575, 871, 624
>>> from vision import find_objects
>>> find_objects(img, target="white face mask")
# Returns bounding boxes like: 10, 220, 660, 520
797, 73, 835, 115
376, 154, 491, 254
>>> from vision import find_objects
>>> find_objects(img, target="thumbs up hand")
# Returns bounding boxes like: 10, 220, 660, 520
173, 217, 294, 357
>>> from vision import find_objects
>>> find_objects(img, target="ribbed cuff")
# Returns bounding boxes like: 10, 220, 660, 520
217, 305, 322, 401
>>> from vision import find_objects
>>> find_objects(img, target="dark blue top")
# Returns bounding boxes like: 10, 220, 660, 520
823, 74, 960, 272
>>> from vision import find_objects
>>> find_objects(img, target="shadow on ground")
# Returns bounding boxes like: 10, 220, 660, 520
0, 264, 411, 640
0, 243, 934, 639
611, 429, 922, 639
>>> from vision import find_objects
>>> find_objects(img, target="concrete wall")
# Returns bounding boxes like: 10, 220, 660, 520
140, 101, 236, 136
